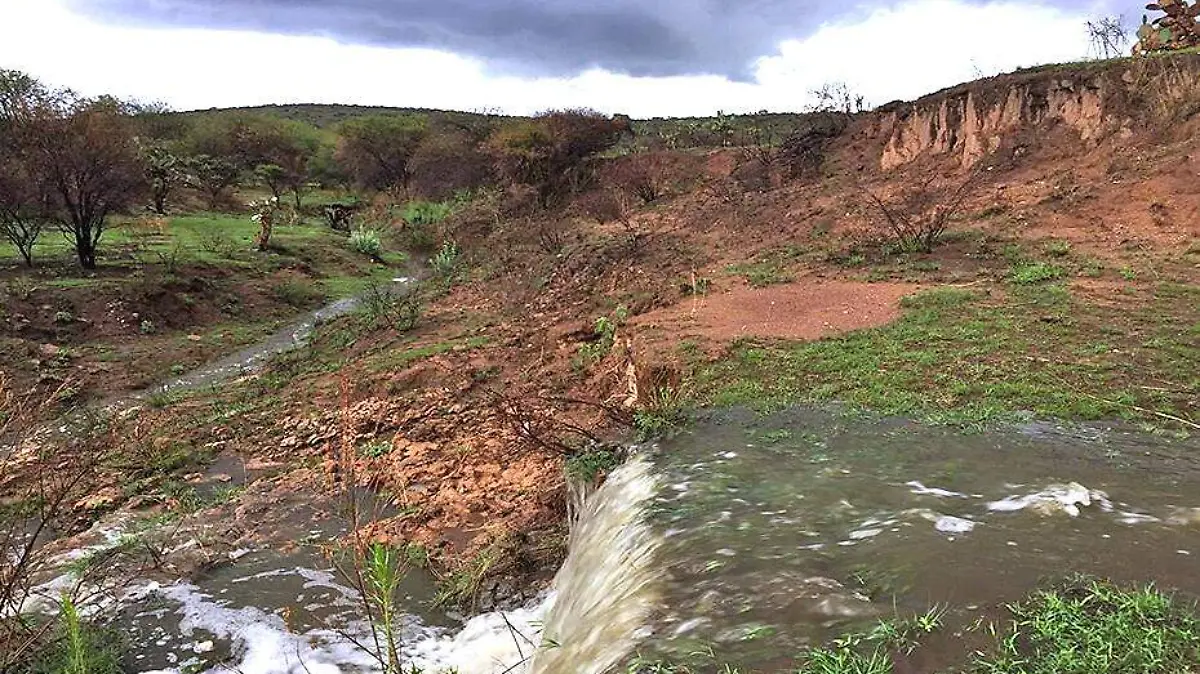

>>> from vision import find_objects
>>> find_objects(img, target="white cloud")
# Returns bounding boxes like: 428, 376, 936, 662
0, 0, 1095, 116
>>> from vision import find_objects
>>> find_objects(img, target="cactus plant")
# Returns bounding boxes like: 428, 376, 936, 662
1134, 0, 1200, 54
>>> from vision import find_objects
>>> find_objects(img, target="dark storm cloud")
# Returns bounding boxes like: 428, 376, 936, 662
66, 0, 1109, 80
64, 0, 837, 79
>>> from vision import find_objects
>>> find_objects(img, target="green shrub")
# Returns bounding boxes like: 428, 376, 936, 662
403, 200, 454, 226
348, 228, 384, 258
575, 306, 630, 368
1010, 263, 1065, 285
431, 240, 462, 279
565, 447, 621, 483
272, 280, 324, 307
360, 281, 421, 331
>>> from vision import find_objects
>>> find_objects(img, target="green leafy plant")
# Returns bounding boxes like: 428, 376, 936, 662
565, 447, 621, 483
349, 227, 384, 258
1010, 263, 1065, 285
430, 240, 462, 280
403, 200, 454, 226
360, 281, 421, 331
360, 441, 393, 458
575, 305, 630, 368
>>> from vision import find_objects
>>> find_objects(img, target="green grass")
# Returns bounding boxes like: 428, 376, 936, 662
970, 578, 1200, 674
565, 448, 622, 483
363, 335, 492, 374
698, 284, 1199, 428
1009, 262, 1065, 285
629, 578, 1200, 674
725, 247, 803, 288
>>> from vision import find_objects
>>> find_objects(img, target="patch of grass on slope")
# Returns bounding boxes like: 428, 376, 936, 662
697, 283, 1199, 428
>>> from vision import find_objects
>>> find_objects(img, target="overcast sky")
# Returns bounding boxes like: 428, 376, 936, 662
1, 0, 1114, 117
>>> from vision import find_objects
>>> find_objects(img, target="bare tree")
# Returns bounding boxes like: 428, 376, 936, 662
1087, 15, 1130, 59
0, 70, 50, 266
21, 95, 146, 269
0, 158, 49, 267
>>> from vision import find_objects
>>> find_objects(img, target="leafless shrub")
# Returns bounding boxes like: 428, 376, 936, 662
700, 176, 745, 206
860, 173, 976, 253
0, 376, 136, 669
536, 218, 569, 254
1087, 15, 1129, 59
779, 113, 849, 180
807, 81, 868, 115
733, 146, 778, 192
578, 189, 644, 252
612, 154, 667, 205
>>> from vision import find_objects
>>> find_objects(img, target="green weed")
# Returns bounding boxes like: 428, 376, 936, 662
349, 228, 384, 258
1010, 263, 1065, 285
272, 279, 324, 307
575, 306, 630, 368
969, 577, 1200, 674
360, 441, 393, 458
430, 240, 462, 280
565, 448, 622, 483
1043, 240, 1072, 257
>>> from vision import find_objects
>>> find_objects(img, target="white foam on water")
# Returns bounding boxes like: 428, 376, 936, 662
934, 515, 977, 533
1117, 511, 1161, 525
906, 481, 970, 499
527, 455, 663, 674
133, 578, 553, 674
986, 482, 1111, 517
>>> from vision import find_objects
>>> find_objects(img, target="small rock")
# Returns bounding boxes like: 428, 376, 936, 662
39, 343, 61, 357
188, 334, 203, 342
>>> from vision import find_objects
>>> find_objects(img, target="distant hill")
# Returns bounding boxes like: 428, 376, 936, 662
180, 103, 512, 129
179, 103, 837, 148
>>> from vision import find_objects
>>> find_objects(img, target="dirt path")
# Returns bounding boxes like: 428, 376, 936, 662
632, 280, 919, 343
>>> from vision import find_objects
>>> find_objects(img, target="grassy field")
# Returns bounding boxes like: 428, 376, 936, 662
697, 282, 1200, 430
0, 200, 417, 400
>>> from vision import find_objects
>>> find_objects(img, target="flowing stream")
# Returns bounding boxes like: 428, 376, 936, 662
143, 277, 411, 398
28, 400, 1200, 672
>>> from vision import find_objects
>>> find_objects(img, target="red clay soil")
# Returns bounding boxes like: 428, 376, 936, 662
632, 280, 919, 344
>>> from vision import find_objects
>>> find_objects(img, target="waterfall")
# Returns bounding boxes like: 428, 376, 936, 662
527, 454, 663, 674
402, 454, 663, 674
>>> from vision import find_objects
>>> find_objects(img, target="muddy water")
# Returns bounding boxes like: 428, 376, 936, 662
597, 408, 1200, 670
114, 546, 455, 673
28, 402, 1200, 673
143, 277, 411, 398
